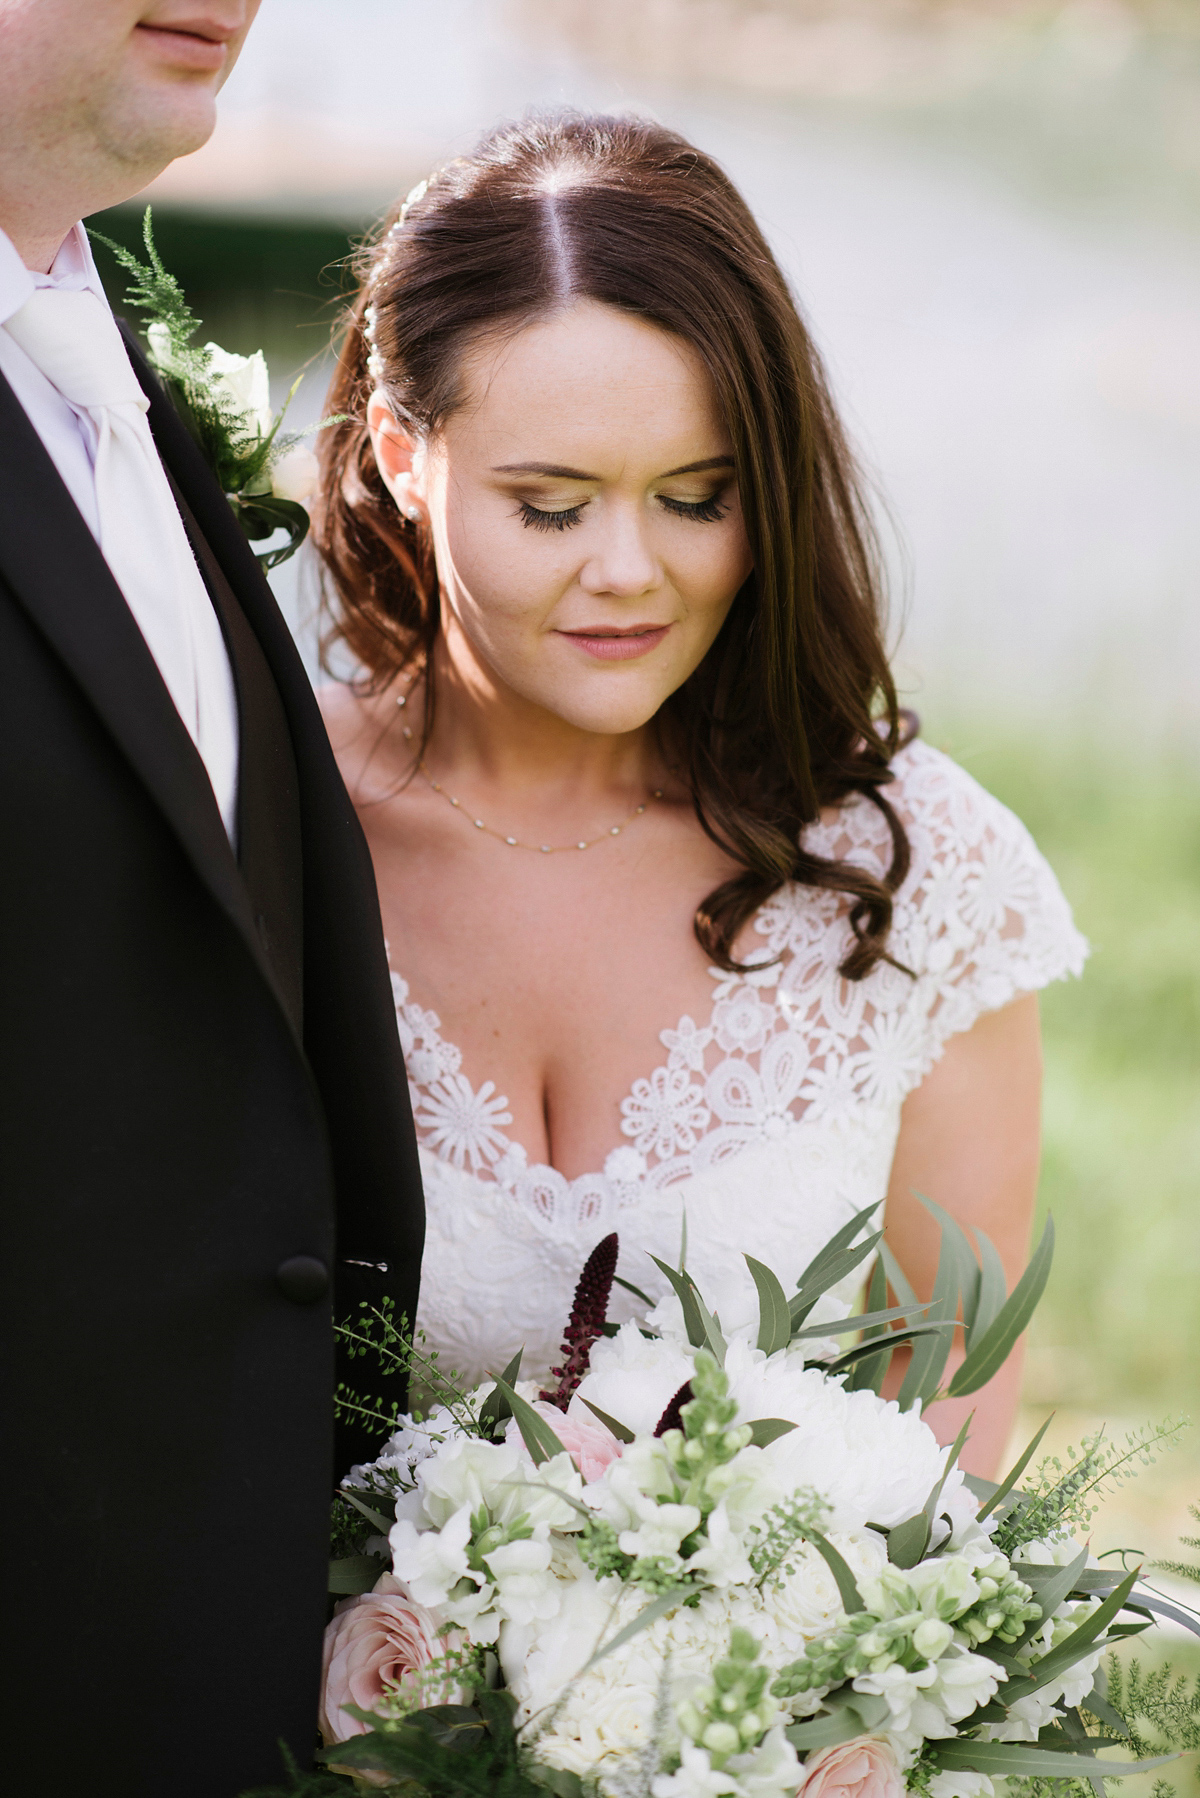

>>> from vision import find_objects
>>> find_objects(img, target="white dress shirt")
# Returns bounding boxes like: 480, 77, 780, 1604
0, 223, 240, 839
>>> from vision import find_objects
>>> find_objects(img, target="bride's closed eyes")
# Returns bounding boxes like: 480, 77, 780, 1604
516, 490, 731, 533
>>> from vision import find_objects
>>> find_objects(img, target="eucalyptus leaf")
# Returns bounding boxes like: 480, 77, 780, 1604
887, 1511, 931, 1569
971, 1225, 1009, 1345
487, 1374, 567, 1467
793, 1200, 882, 1295
338, 1488, 393, 1535
947, 1214, 1055, 1397
328, 1554, 385, 1595
612, 1274, 654, 1308
786, 1710, 866, 1752
897, 1195, 974, 1410
648, 1255, 708, 1351
579, 1397, 636, 1444
931, 1740, 1176, 1781
845, 1256, 895, 1394
977, 1414, 1054, 1520
1011, 1544, 1090, 1649
745, 1254, 792, 1356
789, 1301, 931, 1345
800, 1526, 865, 1613
745, 1417, 798, 1447
824, 1321, 953, 1377
791, 1232, 883, 1330
479, 1349, 524, 1433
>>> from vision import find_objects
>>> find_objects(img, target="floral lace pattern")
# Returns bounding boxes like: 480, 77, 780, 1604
394, 743, 1088, 1385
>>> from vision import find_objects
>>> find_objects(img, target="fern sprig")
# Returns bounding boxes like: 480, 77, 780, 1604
1155, 1504, 1200, 1586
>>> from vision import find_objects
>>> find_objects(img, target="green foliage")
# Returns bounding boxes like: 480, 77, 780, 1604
320, 1687, 560, 1796
1155, 1505, 1200, 1587
237, 1740, 357, 1796
335, 1300, 485, 1442
992, 1419, 1187, 1555
747, 1489, 833, 1583
1107, 1653, 1200, 1763
91, 208, 277, 493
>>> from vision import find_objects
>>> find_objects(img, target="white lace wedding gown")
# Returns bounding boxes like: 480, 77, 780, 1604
391, 742, 1087, 1388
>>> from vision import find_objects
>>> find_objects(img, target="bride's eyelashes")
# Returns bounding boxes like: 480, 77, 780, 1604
515, 492, 730, 533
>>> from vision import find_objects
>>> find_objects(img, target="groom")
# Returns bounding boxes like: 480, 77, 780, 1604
0, 4, 423, 1792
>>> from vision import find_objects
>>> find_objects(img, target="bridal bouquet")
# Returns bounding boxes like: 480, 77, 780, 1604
308, 1205, 1198, 1798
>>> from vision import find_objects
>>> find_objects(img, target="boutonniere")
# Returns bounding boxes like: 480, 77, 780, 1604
92, 209, 343, 570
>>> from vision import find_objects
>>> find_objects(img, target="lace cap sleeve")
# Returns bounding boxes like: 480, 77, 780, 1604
878, 741, 1088, 1065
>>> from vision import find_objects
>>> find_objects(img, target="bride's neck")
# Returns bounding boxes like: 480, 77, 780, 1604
417, 636, 661, 802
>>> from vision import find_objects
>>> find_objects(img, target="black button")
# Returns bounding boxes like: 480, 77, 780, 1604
276, 1255, 330, 1304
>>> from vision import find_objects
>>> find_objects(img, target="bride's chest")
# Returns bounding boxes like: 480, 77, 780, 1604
373, 819, 743, 1180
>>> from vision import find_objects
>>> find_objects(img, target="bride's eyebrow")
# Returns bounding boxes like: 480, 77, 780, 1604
491, 455, 736, 479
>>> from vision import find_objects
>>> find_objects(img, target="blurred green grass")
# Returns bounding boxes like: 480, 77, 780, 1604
930, 721, 1200, 1413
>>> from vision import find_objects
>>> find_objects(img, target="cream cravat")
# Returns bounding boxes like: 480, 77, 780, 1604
5, 287, 239, 839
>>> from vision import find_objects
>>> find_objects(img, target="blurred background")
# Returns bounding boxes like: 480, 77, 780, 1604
91, 0, 1199, 1602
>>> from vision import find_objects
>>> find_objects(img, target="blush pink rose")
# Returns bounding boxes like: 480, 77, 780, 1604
552, 1402, 624, 1482
795, 1737, 904, 1798
319, 1573, 440, 1743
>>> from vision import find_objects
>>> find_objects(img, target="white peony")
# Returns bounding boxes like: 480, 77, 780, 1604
721, 1338, 958, 1532
575, 1322, 695, 1436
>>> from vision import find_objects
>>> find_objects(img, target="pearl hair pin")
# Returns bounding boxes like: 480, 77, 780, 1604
416, 757, 663, 854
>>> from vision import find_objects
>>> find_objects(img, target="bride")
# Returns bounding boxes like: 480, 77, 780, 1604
314, 112, 1085, 1479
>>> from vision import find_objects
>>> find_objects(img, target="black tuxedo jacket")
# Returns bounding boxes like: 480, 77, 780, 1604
0, 342, 424, 1794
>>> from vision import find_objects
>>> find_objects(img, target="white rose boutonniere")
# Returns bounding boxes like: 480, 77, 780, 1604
93, 209, 344, 569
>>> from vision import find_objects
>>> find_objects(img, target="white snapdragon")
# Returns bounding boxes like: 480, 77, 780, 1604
401, 1434, 523, 1530
482, 1535, 561, 1627
388, 1502, 473, 1610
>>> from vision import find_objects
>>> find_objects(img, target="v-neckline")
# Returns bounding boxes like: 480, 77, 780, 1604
385, 913, 784, 1190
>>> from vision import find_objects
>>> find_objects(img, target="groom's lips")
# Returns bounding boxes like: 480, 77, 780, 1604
135, 18, 236, 74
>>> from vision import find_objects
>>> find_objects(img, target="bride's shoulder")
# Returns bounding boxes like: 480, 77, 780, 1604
806, 737, 1020, 872
800, 736, 1087, 1008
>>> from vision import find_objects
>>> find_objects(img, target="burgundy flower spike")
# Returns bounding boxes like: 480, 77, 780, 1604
539, 1231, 619, 1411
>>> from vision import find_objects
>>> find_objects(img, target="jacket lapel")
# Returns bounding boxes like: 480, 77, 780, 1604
0, 368, 281, 1008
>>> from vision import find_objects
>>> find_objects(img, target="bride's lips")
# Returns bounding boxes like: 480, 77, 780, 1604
135, 18, 235, 74
558, 625, 671, 661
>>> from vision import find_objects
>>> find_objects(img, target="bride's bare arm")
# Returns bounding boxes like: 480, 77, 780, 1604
881, 993, 1043, 1479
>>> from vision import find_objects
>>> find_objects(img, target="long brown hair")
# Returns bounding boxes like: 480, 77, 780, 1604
314, 110, 915, 979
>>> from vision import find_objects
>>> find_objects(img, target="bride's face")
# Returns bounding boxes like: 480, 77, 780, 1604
369, 300, 754, 736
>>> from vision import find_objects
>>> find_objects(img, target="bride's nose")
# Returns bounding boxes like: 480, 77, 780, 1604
578, 502, 661, 599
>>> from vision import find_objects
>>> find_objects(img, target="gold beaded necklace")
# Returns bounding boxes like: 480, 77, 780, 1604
416, 757, 663, 854
393, 664, 663, 853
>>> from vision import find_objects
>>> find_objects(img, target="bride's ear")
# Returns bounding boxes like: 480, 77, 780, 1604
367, 391, 427, 524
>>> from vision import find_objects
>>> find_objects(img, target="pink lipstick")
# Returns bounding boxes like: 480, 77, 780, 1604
558, 625, 670, 661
